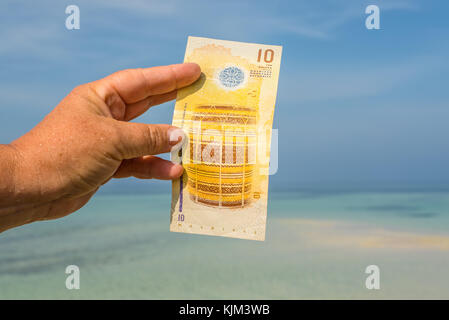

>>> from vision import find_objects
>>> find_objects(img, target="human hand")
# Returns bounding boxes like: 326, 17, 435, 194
0, 63, 201, 232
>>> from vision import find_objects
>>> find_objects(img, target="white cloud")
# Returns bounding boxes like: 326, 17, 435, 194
0, 24, 64, 57
93, 0, 177, 15
0, 0, 422, 62
280, 55, 444, 103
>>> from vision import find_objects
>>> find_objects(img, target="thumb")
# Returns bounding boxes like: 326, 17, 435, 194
114, 122, 186, 159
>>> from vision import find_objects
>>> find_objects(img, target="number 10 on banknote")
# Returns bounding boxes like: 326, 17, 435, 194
170, 36, 282, 241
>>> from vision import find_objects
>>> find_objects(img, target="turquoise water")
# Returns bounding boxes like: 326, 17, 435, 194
1, 191, 449, 299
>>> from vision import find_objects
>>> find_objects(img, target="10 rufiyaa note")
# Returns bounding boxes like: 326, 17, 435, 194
170, 36, 282, 241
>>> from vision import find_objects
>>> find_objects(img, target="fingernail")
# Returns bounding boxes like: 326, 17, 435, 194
168, 127, 187, 152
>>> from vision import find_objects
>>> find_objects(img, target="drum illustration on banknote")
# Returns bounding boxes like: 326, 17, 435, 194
184, 105, 257, 208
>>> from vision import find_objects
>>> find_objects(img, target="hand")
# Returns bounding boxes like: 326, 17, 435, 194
0, 63, 201, 232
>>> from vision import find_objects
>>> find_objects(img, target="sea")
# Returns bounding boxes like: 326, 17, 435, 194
1, 189, 449, 299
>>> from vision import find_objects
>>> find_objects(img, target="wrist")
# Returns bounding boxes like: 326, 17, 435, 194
0, 142, 50, 208
0, 143, 51, 231
0, 144, 20, 207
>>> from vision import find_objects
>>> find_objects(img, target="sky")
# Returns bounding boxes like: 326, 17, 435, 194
0, 0, 448, 192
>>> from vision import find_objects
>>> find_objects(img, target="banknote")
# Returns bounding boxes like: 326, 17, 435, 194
170, 36, 282, 241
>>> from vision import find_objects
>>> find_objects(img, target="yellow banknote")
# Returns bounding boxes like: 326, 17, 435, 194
170, 36, 282, 241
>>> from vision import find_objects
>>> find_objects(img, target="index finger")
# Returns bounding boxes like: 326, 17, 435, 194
93, 63, 201, 105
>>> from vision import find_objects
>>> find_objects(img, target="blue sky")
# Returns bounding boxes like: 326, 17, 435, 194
1, 0, 448, 192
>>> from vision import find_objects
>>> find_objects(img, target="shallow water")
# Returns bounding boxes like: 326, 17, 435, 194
1, 191, 448, 299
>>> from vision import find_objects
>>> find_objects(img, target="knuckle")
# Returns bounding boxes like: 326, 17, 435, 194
116, 68, 141, 84
168, 65, 178, 91
70, 83, 89, 97
145, 125, 165, 154
107, 120, 128, 160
